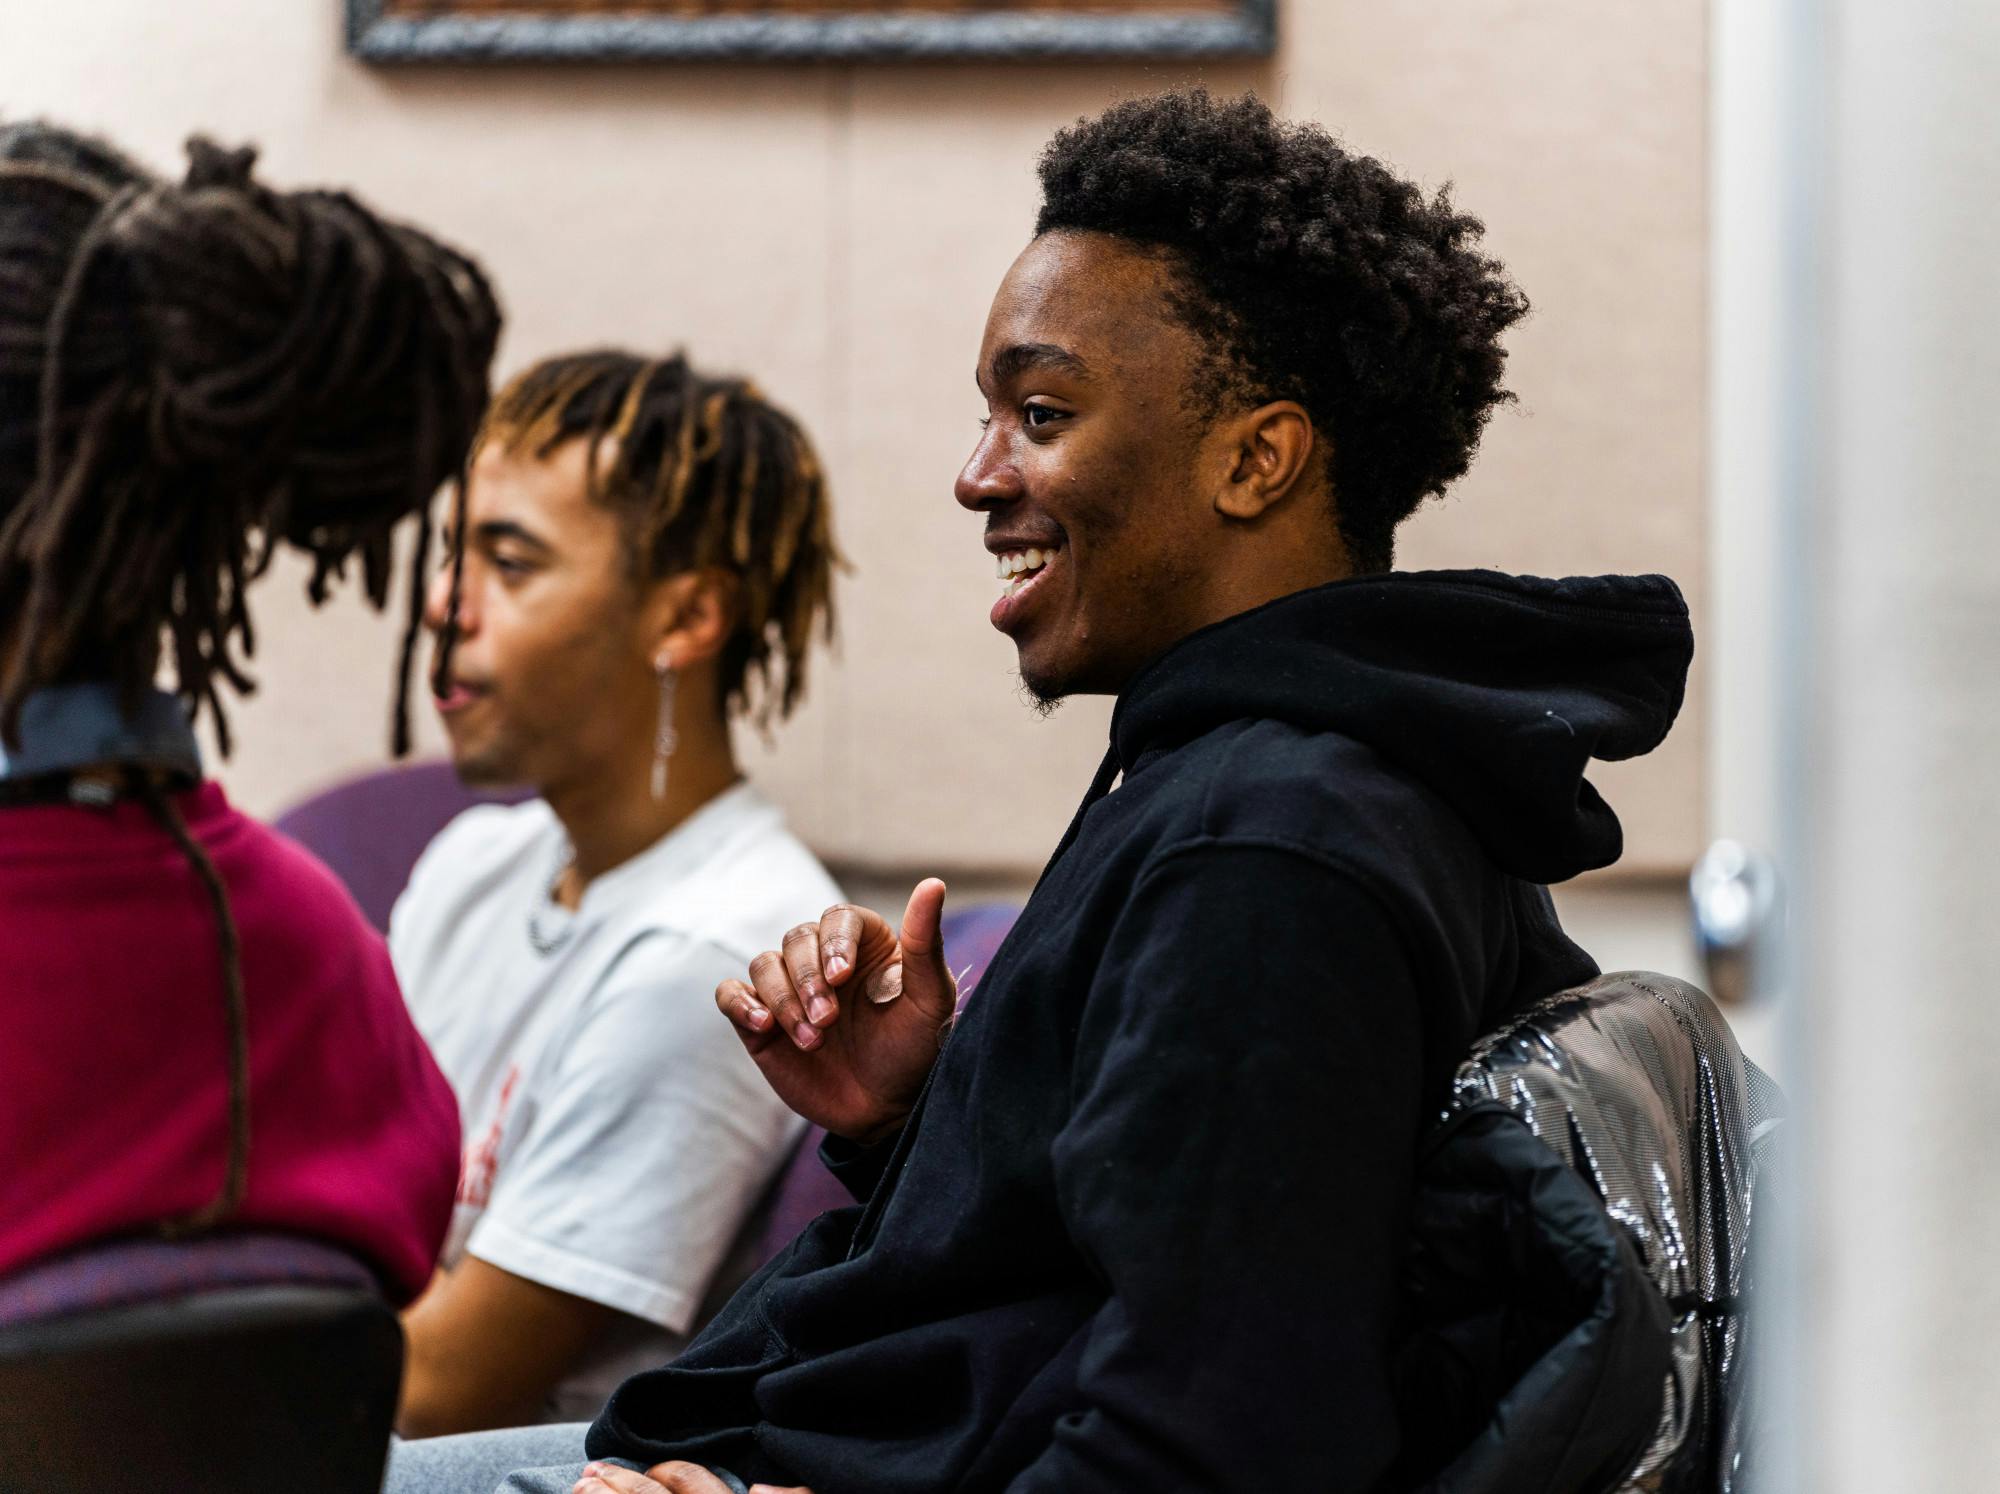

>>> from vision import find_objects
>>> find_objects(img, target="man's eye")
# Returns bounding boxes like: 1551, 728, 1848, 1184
1023, 403, 1067, 429
493, 555, 533, 578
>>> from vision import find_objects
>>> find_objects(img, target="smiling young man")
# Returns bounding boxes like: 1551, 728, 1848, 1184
386, 90, 1694, 1494
385, 352, 843, 1438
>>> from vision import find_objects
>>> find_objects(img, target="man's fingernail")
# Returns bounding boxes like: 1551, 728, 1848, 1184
794, 1021, 820, 1048
808, 994, 836, 1026
746, 1005, 771, 1030
825, 953, 850, 981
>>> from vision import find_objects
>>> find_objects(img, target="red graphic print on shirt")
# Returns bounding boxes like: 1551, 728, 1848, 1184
457, 1063, 520, 1210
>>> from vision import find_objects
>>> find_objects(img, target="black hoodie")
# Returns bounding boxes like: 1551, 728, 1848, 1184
589, 570, 1695, 1493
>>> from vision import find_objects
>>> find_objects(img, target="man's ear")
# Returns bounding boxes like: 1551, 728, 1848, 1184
1213, 401, 1319, 522
644, 567, 740, 673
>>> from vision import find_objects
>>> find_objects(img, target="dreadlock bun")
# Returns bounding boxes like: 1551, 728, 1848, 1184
119, 140, 497, 564
0, 125, 502, 754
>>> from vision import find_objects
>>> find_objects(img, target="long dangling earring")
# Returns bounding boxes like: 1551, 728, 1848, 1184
651, 661, 679, 803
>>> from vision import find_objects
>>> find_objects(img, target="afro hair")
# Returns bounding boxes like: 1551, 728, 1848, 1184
1036, 89, 1529, 572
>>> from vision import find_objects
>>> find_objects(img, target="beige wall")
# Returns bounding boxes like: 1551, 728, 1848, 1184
0, 0, 1707, 880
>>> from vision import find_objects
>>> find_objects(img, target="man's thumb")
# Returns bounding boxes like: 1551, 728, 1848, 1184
896, 877, 955, 1012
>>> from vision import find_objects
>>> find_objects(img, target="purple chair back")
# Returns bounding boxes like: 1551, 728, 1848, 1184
273, 760, 528, 932
751, 900, 1020, 1266
0, 1231, 380, 1328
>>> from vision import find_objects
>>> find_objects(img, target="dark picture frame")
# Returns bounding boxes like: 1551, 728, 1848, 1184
346, 1, 1277, 64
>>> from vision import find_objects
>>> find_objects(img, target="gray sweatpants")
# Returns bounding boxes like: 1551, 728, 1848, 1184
381, 1423, 749, 1494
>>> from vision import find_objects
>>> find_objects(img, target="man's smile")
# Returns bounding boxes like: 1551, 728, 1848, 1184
985, 533, 1067, 632
994, 545, 1060, 594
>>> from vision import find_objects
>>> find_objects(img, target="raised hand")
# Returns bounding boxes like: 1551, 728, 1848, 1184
715, 879, 958, 1144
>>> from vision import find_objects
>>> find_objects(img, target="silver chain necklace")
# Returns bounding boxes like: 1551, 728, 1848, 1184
525, 838, 578, 956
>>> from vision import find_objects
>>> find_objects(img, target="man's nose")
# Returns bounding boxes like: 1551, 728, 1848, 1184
422, 555, 475, 637
955, 428, 1025, 511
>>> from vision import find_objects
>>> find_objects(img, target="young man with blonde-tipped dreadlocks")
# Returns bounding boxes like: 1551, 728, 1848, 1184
0, 120, 498, 1304
388, 350, 844, 1438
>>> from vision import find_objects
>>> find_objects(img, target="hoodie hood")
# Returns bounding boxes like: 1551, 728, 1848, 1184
1108, 570, 1694, 885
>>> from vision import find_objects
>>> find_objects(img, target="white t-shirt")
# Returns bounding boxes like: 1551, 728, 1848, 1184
388, 781, 837, 1421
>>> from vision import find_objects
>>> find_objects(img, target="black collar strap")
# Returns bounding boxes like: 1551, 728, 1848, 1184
0, 684, 204, 793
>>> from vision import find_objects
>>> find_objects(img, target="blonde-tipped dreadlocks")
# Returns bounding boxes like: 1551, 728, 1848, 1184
457, 350, 840, 725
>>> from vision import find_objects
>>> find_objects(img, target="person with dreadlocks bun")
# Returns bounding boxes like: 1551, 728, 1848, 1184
0, 120, 499, 1304
385, 350, 842, 1441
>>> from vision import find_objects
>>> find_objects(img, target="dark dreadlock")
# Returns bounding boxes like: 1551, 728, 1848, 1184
0, 126, 500, 754
457, 350, 839, 725
0, 121, 501, 1233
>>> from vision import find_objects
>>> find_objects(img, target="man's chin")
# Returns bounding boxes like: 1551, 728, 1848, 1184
1014, 659, 1071, 718
1015, 638, 1130, 712
445, 745, 522, 791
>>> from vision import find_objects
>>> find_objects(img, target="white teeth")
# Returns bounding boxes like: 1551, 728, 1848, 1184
992, 547, 1059, 584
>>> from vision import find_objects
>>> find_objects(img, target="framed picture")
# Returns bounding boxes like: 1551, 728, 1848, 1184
346, 1, 1277, 64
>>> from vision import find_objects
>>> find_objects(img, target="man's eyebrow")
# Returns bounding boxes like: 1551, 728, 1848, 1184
983, 342, 1093, 390
469, 519, 553, 554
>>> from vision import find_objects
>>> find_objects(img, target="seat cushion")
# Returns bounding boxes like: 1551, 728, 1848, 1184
0, 1231, 380, 1327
